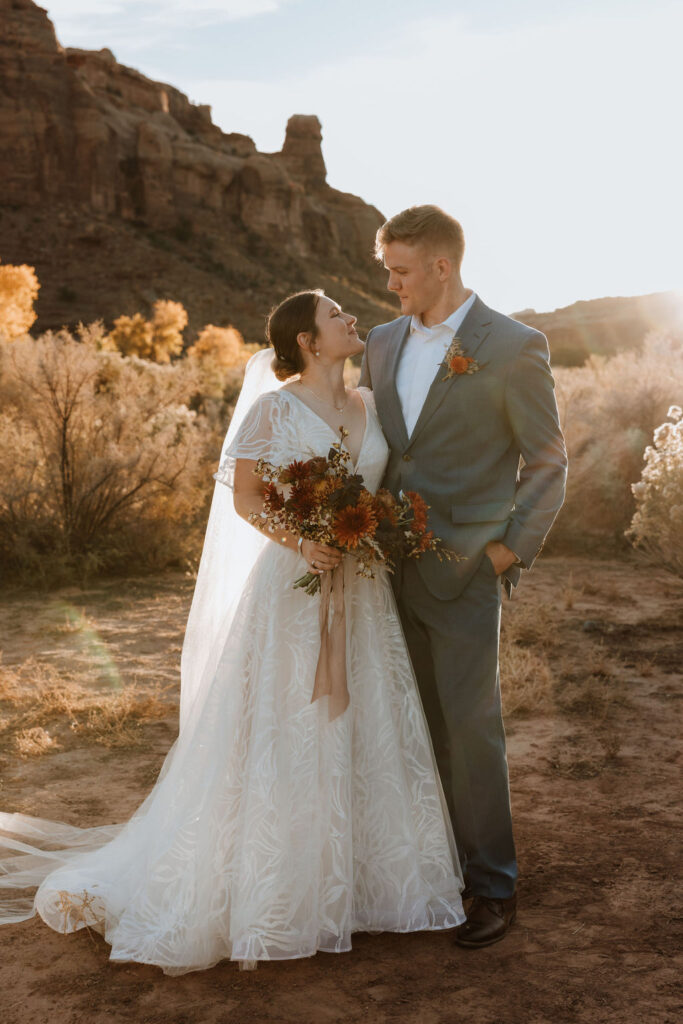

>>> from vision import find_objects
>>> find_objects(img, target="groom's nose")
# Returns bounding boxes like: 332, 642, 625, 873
387, 273, 401, 291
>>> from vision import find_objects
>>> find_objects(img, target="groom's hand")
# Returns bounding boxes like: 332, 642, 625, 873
484, 541, 519, 576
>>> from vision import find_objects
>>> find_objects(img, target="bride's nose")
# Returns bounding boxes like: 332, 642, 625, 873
345, 313, 357, 327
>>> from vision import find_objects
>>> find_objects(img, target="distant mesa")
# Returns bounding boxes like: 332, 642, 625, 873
513, 291, 683, 366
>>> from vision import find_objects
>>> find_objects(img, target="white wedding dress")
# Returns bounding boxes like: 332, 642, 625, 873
0, 368, 464, 974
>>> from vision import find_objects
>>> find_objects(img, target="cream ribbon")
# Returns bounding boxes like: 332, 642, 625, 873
310, 563, 349, 720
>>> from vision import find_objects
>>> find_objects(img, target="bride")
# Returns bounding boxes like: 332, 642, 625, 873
0, 289, 464, 974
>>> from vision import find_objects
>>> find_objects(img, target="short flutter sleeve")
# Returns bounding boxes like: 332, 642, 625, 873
214, 391, 293, 489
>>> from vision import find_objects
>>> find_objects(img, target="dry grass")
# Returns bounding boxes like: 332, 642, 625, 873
0, 655, 176, 756
13, 726, 60, 757
562, 571, 582, 610
500, 600, 557, 717
500, 639, 554, 716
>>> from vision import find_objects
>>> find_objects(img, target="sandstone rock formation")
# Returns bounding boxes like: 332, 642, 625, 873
0, 0, 396, 337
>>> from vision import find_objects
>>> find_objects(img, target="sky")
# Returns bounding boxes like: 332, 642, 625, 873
44, 0, 683, 314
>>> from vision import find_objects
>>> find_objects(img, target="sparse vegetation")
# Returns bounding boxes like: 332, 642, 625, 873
0, 656, 175, 755
0, 267, 255, 583
1, 263, 681, 582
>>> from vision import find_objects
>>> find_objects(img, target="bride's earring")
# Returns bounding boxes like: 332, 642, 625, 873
314, 351, 320, 357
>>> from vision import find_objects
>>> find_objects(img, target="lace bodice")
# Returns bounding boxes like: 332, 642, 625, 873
215, 386, 390, 493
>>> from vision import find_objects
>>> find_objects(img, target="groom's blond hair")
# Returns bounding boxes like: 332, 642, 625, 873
374, 205, 465, 268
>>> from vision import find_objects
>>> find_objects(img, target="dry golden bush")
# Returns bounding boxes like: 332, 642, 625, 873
187, 324, 248, 367
551, 332, 683, 551
105, 300, 188, 363
186, 324, 254, 402
0, 323, 211, 581
627, 405, 683, 575
0, 656, 174, 754
0, 261, 40, 341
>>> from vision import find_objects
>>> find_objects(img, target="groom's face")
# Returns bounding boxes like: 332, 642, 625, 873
383, 241, 444, 318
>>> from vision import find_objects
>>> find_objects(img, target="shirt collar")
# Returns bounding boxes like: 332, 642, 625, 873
410, 290, 477, 339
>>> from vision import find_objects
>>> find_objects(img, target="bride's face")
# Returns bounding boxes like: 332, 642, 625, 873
307, 296, 363, 363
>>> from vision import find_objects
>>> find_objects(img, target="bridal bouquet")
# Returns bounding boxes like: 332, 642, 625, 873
249, 428, 461, 595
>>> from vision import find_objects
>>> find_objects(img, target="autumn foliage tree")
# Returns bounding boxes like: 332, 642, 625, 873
105, 300, 188, 362
186, 323, 252, 400
0, 262, 40, 340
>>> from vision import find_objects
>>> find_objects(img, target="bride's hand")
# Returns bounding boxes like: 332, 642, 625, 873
301, 540, 342, 574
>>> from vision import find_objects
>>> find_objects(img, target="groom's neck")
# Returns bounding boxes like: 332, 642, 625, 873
420, 282, 472, 328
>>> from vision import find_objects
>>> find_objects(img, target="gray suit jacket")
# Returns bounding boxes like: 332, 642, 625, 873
359, 296, 568, 600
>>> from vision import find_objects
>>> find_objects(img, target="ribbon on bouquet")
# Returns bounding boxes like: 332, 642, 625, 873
310, 563, 349, 721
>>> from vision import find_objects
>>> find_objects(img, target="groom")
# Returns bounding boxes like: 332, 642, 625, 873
359, 205, 567, 947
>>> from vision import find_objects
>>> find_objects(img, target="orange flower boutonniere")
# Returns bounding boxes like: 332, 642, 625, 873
440, 337, 482, 381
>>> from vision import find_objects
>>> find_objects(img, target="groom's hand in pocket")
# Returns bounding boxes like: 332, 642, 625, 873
484, 541, 519, 576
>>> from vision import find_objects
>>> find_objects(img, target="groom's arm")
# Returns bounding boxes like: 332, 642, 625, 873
358, 328, 374, 388
502, 330, 568, 569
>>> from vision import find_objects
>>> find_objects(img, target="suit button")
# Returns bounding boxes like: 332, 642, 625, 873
402, 454, 412, 462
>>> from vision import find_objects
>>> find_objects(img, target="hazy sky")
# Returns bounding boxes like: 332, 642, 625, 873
45, 0, 682, 313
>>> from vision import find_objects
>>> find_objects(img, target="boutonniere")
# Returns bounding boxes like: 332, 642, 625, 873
440, 337, 482, 381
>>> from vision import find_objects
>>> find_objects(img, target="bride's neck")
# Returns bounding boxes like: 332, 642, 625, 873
297, 360, 347, 402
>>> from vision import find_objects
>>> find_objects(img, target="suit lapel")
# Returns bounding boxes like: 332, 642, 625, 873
407, 295, 493, 446
375, 316, 411, 450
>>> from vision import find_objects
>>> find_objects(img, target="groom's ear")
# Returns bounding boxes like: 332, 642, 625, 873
434, 255, 452, 282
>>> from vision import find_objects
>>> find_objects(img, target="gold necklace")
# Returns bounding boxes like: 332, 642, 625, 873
297, 379, 349, 413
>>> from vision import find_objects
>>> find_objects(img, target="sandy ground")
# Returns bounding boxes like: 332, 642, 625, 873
0, 555, 681, 1024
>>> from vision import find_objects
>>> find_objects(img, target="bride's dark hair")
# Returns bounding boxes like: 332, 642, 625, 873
266, 289, 324, 381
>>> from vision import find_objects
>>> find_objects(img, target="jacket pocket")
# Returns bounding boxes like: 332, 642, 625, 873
451, 500, 515, 523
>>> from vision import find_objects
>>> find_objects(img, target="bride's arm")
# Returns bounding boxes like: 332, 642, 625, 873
233, 459, 341, 572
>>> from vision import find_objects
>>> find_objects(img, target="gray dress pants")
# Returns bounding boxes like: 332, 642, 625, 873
395, 554, 518, 900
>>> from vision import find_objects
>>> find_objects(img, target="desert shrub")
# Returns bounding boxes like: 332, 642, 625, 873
105, 299, 188, 363
627, 405, 683, 575
0, 323, 211, 583
549, 332, 683, 552
0, 261, 40, 340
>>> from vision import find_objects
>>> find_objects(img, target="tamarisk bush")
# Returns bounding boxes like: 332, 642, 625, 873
0, 323, 211, 582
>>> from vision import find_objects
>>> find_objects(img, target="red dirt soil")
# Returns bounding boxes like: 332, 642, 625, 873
0, 555, 681, 1024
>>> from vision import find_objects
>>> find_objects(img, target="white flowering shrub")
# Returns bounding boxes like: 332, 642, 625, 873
0, 324, 211, 582
627, 405, 683, 575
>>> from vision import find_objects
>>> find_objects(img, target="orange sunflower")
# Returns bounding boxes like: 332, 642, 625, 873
333, 494, 378, 549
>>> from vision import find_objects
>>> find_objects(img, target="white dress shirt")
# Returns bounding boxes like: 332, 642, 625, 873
395, 291, 477, 437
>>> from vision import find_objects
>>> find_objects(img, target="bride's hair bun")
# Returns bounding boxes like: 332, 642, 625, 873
266, 289, 324, 381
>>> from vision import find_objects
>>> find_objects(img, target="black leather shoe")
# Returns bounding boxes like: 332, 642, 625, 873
455, 894, 517, 948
